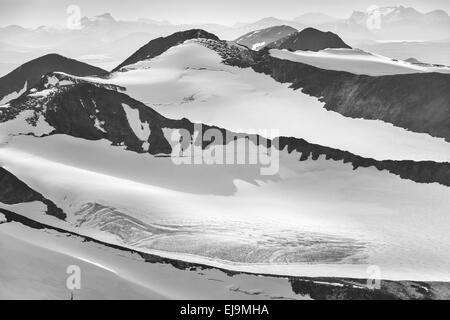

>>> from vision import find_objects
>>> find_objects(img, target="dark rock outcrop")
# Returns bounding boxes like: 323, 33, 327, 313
3, 74, 450, 188
0, 167, 66, 220
0, 53, 107, 103
112, 29, 220, 71
250, 51, 450, 141
203, 38, 450, 142
276, 137, 450, 187
267, 27, 351, 51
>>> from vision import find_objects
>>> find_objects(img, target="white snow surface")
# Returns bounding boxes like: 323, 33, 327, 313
269, 48, 450, 76
0, 221, 304, 299
0, 110, 54, 143
1, 40, 450, 287
80, 41, 450, 162
1, 134, 450, 282
252, 41, 266, 50
122, 103, 151, 141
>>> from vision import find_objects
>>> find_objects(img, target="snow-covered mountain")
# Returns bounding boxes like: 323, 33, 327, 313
217, 17, 306, 40
113, 29, 219, 71
291, 7, 450, 43
0, 13, 229, 77
235, 25, 297, 50
347, 6, 450, 41
269, 47, 450, 75
267, 27, 352, 51
1, 7, 448, 77
1, 26, 450, 300
87, 30, 450, 146
0, 54, 106, 104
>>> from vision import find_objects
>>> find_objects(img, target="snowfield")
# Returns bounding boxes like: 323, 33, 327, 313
1, 134, 450, 282
0, 221, 305, 300
0, 110, 54, 143
80, 41, 450, 162
269, 48, 450, 76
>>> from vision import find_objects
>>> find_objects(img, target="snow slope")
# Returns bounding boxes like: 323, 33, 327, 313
81, 40, 450, 162
270, 48, 450, 76
1, 134, 450, 281
0, 220, 304, 300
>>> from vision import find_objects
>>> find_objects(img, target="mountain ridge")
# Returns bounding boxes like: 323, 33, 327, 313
2, 71, 450, 188
267, 27, 352, 51
112, 29, 220, 71
0, 53, 107, 104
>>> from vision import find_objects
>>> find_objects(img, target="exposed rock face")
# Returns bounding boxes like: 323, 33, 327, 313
0, 167, 66, 220
289, 277, 445, 300
5, 75, 196, 155
0, 53, 107, 104
267, 27, 352, 51
276, 137, 450, 187
249, 51, 450, 141
235, 25, 298, 50
113, 29, 450, 144
112, 29, 220, 71
3, 72, 450, 188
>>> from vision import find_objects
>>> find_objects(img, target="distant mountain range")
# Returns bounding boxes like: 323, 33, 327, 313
2, 27, 450, 142
0, 6, 449, 78
345, 6, 450, 40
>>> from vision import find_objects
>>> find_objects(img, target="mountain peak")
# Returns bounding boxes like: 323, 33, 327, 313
268, 27, 351, 52
0, 54, 107, 105
113, 29, 220, 71
234, 25, 298, 50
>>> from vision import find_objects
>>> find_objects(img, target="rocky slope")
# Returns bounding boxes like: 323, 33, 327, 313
3, 72, 194, 155
267, 27, 352, 51
2, 71, 449, 188
0, 167, 65, 220
252, 50, 450, 141
197, 37, 450, 141
0, 53, 107, 104
112, 29, 219, 71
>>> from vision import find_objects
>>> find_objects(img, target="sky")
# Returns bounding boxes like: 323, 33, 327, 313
0, 0, 449, 27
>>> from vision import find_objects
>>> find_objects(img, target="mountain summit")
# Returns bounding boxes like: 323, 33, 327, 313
0, 53, 106, 105
113, 29, 219, 71
267, 27, 351, 51
235, 25, 297, 50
